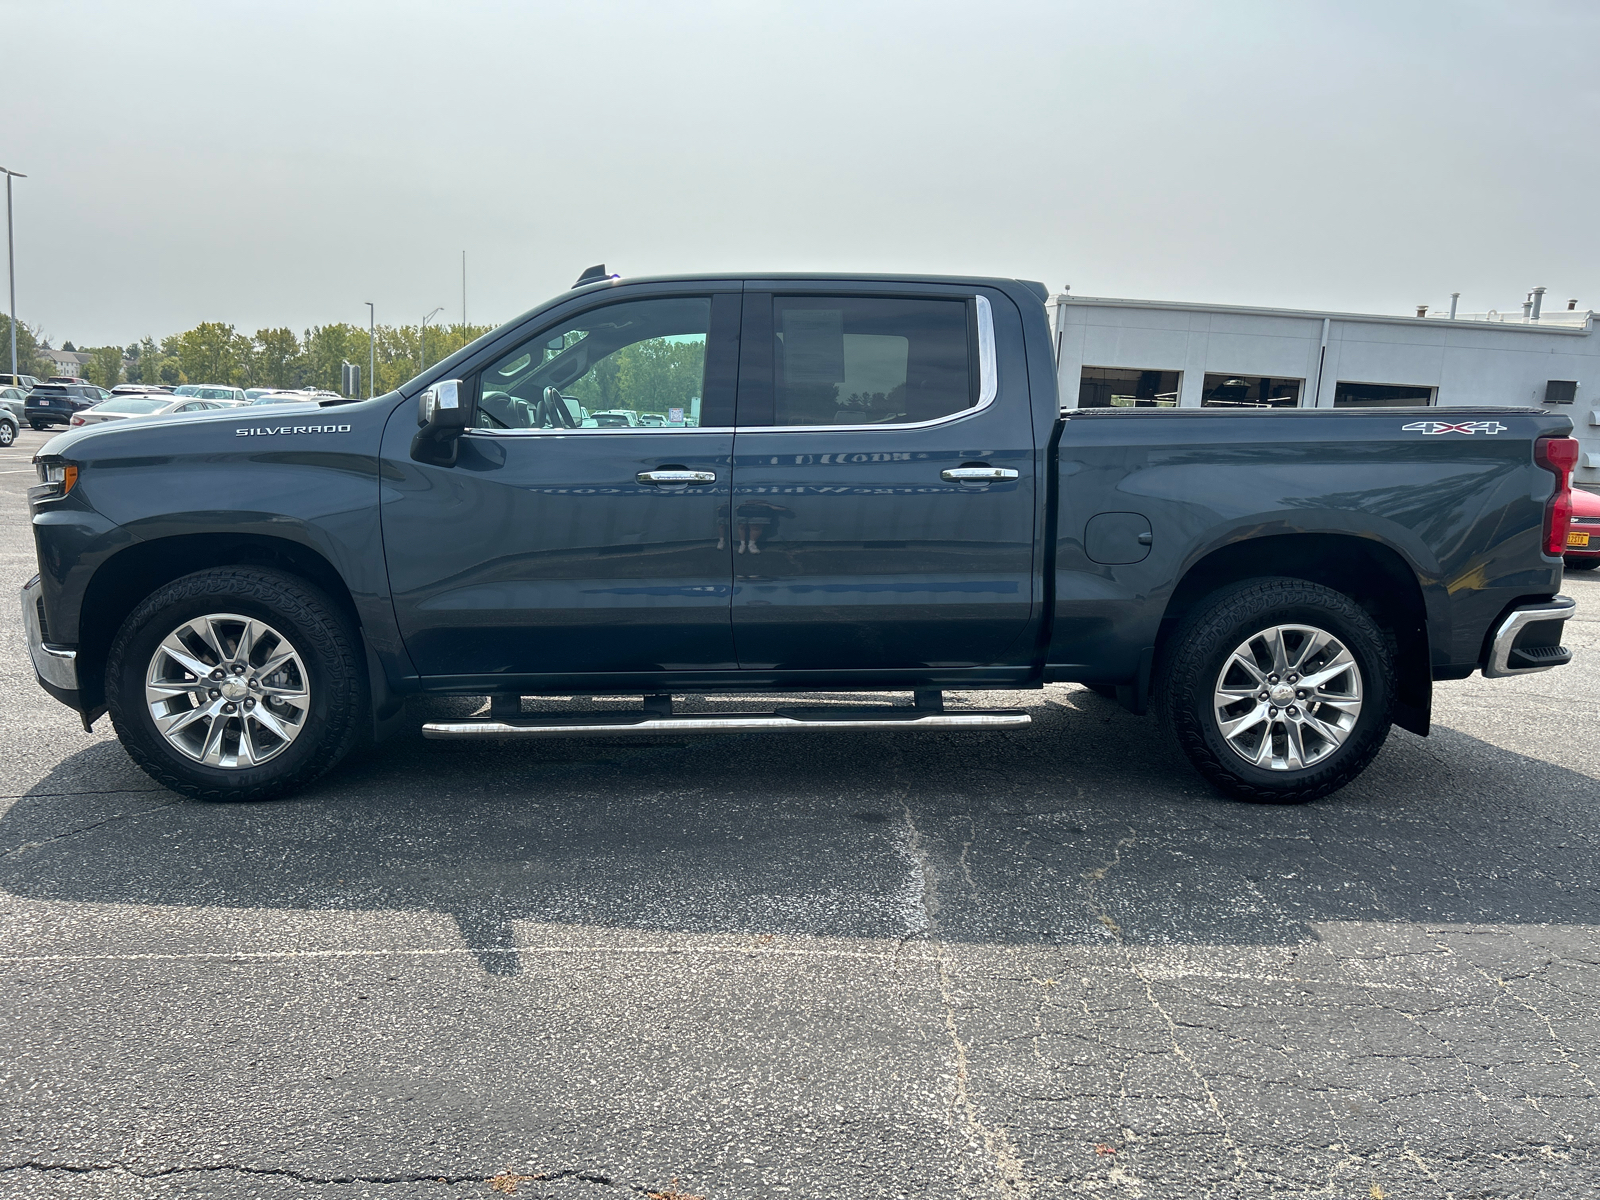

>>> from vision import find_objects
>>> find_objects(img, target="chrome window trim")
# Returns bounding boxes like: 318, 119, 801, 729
466, 426, 736, 438
755, 293, 997, 435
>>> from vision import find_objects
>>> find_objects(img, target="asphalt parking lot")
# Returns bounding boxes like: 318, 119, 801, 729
0, 425, 1595, 1199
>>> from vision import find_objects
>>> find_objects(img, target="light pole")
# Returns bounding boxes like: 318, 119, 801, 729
2, 167, 25, 386
419, 306, 443, 372
364, 301, 374, 398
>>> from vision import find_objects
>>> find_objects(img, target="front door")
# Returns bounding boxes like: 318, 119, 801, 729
729, 289, 1037, 671
382, 290, 741, 679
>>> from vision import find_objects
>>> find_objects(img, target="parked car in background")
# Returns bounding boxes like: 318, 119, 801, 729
0, 402, 18, 447
110, 384, 173, 396
0, 373, 40, 393
24, 383, 111, 429
1564, 487, 1600, 570
47, 376, 91, 386
241, 392, 323, 406
589, 409, 639, 427
172, 384, 247, 402
68, 396, 237, 427
0, 385, 27, 424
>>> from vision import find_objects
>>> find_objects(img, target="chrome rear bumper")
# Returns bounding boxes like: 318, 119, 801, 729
1483, 595, 1576, 678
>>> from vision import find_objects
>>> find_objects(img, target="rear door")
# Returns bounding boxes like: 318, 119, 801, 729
729, 286, 1037, 671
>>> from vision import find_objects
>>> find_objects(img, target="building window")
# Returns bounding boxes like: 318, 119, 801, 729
1200, 374, 1302, 408
1333, 382, 1435, 407
1078, 367, 1180, 408
1545, 380, 1578, 405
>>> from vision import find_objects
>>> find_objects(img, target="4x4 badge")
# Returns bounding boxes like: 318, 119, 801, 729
1402, 420, 1507, 435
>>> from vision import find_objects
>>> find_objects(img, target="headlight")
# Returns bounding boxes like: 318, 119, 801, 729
34, 461, 78, 496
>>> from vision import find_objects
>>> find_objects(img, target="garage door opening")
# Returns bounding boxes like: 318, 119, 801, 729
1334, 382, 1435, 407
1078, 367, 1180, 408
1201, 374, 1302, 408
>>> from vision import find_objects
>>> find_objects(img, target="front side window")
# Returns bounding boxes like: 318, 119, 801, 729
476, 296, 711, 431
767, 296, 975, 426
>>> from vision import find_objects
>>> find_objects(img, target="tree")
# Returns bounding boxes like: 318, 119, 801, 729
61, 340, 76, 352
175, 322, 249, 385
252, 327, 301, 389
0, 315, 53, 379
302, 324, 363, 392
84, 346, 124, 390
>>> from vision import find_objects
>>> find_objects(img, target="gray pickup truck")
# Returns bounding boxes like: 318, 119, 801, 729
22, 272, 1577, 805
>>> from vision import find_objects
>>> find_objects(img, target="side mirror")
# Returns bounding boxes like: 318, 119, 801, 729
410, 379, 474, 466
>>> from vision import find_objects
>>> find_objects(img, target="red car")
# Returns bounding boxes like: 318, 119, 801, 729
1566, 485, 1600, 570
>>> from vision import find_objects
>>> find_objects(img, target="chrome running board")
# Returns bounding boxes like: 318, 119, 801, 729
421, 707, 1030, 740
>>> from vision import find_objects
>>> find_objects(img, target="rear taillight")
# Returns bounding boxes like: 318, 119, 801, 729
1536, 435, 1580, 557
69, 415, 84, 426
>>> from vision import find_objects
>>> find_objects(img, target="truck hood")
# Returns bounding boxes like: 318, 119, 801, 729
35, 395, 401, 460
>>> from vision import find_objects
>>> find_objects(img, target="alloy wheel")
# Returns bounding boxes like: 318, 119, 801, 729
1212, 623, 1363, 771
144, 612, 310, 769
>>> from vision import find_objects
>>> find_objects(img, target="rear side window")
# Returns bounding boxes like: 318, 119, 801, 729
765, 296, 974, 427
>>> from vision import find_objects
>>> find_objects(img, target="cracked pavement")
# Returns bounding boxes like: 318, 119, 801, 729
0, 429, 1596, 1198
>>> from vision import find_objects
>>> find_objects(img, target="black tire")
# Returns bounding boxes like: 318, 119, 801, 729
1564, 556, 1600, 571
29, 422, 46, 431
106, 568, 365, 802
1156, 577, 1394, 805
0, 421, 15, 447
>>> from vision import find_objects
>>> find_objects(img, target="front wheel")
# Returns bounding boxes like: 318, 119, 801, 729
1157, 578, 1394, 804
0, 422, 15, 447
106, 568, 365, 801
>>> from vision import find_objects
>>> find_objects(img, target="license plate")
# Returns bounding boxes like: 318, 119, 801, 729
1568, 531, 1590, 548
37, 399, 51, 406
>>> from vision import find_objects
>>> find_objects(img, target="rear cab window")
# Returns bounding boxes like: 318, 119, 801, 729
739, 295, 981, 427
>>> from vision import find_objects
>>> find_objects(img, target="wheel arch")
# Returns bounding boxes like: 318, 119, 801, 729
1159, 532, 1432, 736
77, 533, 363, 717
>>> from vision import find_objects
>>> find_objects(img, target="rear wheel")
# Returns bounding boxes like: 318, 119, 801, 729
106, 568, 364, 801
1157, 578, 1394, 804
29, 421, 46, 431
0, 421, 15, 447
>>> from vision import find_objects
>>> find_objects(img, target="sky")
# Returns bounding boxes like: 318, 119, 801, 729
5, 0, 1599, 348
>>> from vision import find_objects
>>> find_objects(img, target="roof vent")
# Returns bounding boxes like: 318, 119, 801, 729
1416, 305, 1428, 318
573, 264, 618, 289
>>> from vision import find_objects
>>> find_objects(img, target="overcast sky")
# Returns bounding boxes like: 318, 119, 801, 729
5, 0, 1598, 347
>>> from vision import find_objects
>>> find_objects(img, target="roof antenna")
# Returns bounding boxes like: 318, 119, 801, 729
573, 264, 618, 289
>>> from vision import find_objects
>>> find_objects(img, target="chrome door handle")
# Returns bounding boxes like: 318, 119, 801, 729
941, 466, 1019, 482
637, 469, 716, 485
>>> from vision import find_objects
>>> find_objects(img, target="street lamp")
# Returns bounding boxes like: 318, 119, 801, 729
419, 306, 443, 372
364, 302, 374, 399
1, 167, 26, 386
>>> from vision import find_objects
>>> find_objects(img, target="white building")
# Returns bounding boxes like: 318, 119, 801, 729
1052, 291, 1600, 485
